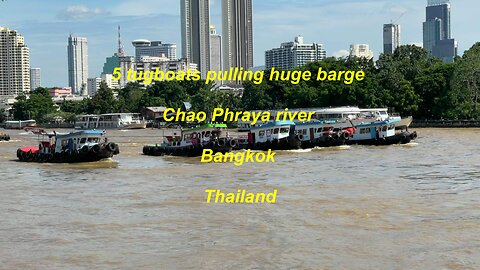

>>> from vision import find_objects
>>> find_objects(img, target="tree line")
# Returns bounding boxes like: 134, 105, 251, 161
7, 42, 480, 123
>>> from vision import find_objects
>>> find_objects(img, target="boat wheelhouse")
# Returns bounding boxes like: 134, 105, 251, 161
143, 123, 237, 157
17, 130, 120, 163
75, 113, 147, 130
247, 121, 301, 150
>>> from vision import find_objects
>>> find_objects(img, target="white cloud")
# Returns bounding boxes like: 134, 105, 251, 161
111, 0, 179, 17
333, 50, 350, 58
58, 5, 107, 20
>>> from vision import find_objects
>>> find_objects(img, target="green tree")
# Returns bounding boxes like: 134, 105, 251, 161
451, 42, 480, 119
12, 88, 56, 121
90, 82, 118, 114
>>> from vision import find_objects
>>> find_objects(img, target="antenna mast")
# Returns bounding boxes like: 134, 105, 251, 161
117, 25, 125, 56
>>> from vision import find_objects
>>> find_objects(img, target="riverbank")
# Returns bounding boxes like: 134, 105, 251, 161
411, 120, 480, 128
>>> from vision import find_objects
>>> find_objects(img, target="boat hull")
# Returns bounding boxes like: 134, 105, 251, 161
347, 131, 417, 146
143, 137, 237, 157
17, 143, 119, 163
248, 137, 302, 151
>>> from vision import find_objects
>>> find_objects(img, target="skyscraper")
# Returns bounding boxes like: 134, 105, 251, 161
423, 0, 457, 63
30, 68, 41, 91
68, 35, 89, 96
181, 0, 211, 78
210, 25, 222, 72
349, 44, 374, 60
383, 24, 401, 54
265, 36, 326, 70
132, 40, 177, 62
222, 0, 254, 72
0, 26, 30, 97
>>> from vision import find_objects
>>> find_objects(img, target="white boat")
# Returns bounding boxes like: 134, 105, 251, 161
75, 113, 147, 130
237, 107, 412, 131
4, 120, 36, 129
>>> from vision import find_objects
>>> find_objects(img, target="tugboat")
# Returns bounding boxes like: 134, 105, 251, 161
143, 123, 237, 157
348, 118, 417, 145
247, 121, 302, 151
0, 132, 10, 141
16, 130, 120, 163
295, 120, 352, 148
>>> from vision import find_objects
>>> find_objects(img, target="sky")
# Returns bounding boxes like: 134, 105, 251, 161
0, 0, 478, 87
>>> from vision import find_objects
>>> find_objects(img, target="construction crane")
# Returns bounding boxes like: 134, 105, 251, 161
391, 11, 407, 24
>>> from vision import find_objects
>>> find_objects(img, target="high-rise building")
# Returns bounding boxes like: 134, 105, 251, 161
350, 44, 374, 60
181, 0, 211, 78
423, 0, 457, 63
0, 26, 30, 97
210, 25, 222, 72
132, 40, 177, 62
30, 68, 41, 91
265, 36, 326, 70
68, 35, 89, 96
383, 24, 401, 54
87, 77, 102, 96
222, 0, 254, 71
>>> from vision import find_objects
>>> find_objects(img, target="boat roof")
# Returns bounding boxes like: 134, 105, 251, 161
54, 130, 105, 139
185, 123, 228, 132
356, 118, 401, 127
296, 120, 338, 127
251, 121, 295, 130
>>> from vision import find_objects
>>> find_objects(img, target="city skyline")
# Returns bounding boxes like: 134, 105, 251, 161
0, 0, 478, 87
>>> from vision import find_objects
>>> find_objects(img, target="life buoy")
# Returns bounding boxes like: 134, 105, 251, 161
107, 143, 117, 152
341, 132, 349, 140
411, 132, 418, 140
91, 144, 100, 154
217, 138, 226, 147
229, 139, 238, 148
332, 133, 340, 140
296, 134, 304, 141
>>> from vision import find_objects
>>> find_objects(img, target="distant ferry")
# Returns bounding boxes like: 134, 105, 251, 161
4, 120, 36, 130
75, 113, 147, 130
237, 107, 413, 131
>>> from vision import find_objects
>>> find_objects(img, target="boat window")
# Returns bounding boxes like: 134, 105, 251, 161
259, 130, 265, 138
382, 126, 388, 132
202, 131, 205, 138
80, 138, 86, 144
280, 128, 289, 134
266, 130, 271, 136
274, 128, 279, 134
184, 134, 192, 141
360, 128, 370, 134
205, 131, 210, 138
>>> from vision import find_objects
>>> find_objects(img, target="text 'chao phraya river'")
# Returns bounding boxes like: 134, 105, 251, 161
1, 128, 480, 269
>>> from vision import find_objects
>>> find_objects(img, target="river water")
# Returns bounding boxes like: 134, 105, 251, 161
0, 128, 479, 269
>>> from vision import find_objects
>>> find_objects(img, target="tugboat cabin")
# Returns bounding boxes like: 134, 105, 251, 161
52, 130, 106, 153
351, 118, 400, 141
249, 121, 295, 144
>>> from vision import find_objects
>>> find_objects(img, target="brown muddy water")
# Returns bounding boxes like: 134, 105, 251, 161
0, 128, 479, 269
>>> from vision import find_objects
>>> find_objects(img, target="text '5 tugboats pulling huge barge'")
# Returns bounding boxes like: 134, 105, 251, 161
17, 130, 120, 163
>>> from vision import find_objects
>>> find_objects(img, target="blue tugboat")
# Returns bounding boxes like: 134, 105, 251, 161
16, 130, 120, 163
143, 124, 237, 157
295, 120, 352, 148
348, 118, 417, 145
247, 121, 302, 150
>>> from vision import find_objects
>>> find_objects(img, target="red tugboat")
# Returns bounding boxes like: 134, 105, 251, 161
17, 130, 120, 163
